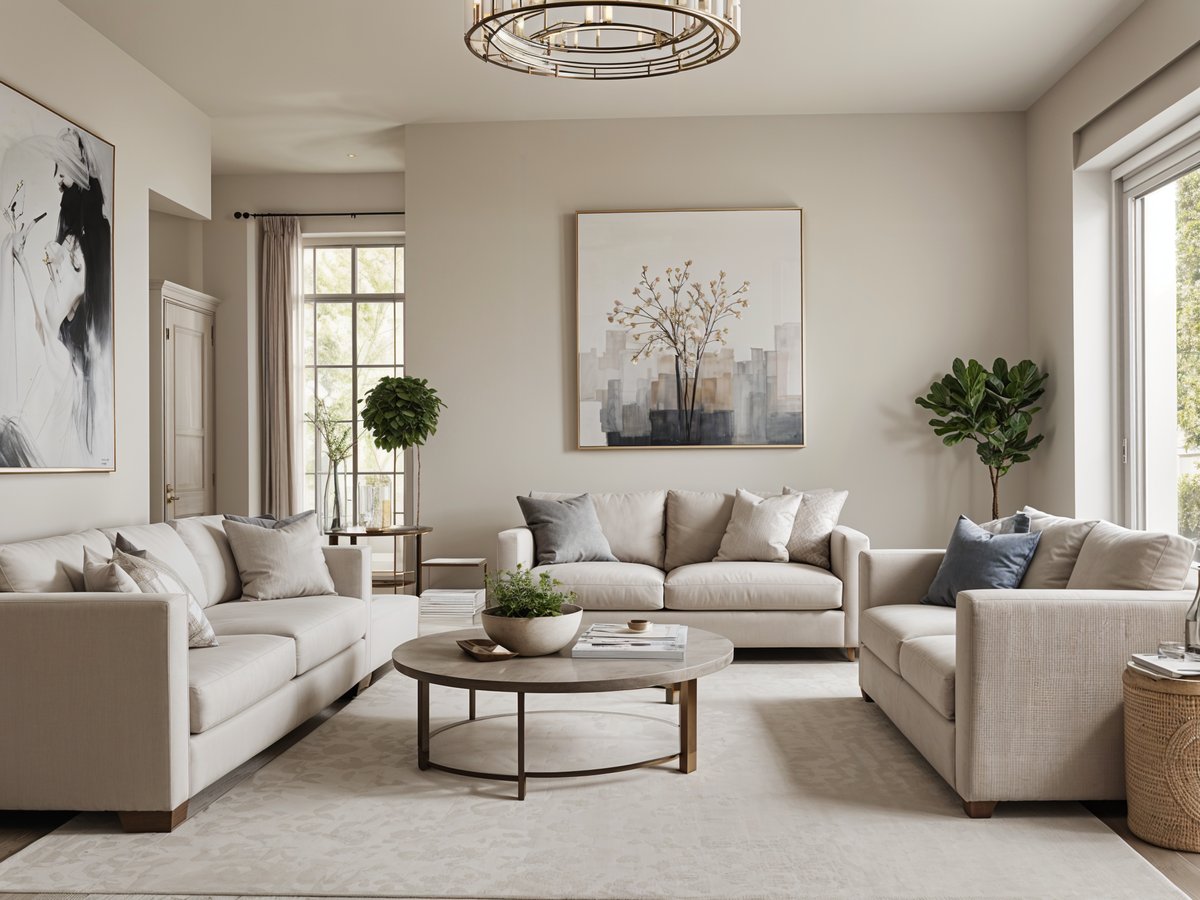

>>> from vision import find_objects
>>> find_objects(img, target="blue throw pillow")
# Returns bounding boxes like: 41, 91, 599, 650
921, 515, 1041, 607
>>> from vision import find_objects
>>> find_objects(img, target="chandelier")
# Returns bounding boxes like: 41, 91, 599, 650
464, 1, 743, 80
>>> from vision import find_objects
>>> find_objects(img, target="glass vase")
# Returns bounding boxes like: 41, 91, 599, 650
323, 461, 347, 532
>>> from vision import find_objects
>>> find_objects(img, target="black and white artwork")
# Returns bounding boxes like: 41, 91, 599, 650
577, 209, 804, 449
0, 80, 114, 471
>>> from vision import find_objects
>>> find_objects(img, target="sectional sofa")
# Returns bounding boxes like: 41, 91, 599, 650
858, 511, 1197, 818
499, 489, 869, 653
0, 516, 415, 832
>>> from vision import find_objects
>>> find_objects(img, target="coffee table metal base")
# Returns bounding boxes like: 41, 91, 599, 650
415, 679, 699, 800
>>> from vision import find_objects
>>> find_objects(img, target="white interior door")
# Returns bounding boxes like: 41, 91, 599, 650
164, 300, 214, 518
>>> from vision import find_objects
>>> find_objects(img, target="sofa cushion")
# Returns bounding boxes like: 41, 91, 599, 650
1013, 507, 1098, 589
715, 489, 803, 563
898, 634, 956, 719
783, 487, 849, 569
860, 605, 957, 674
222, 516, 336, 601
0, 529, 111, 592
205, 595, 365, 674
101, 523, 208, 607
517, 494, 617, 566
530, 562, 664, 611
664, 561, 842, 611
170, 515, 241, 607
922, 516, 1040, 607
187, 634, 297, 733
665, 490, 735, 570
109, 548, 219, 649
1067, 520, 1196, 591
531, 491, 667, 568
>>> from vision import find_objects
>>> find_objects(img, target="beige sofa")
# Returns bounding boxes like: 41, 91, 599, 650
858, 517, 1196, 818
498, 490, 869, 652
0, 516, 415, 832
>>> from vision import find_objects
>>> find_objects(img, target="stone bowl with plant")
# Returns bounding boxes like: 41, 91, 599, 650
481, 565, 583, 657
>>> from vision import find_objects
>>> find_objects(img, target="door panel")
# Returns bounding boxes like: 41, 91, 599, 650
165, 301, 214, 518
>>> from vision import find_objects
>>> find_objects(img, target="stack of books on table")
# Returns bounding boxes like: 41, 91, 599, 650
1129, 653, 1200, 679
419, 588, 485, 633
571, 623, 688, 660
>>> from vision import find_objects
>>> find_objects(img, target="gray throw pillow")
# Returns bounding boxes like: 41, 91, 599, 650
922, 515, 1041, 608
223, 510, 315, 530
516, 494, 618, 567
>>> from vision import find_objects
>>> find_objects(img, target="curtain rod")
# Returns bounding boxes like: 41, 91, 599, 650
233, 210, 404, 220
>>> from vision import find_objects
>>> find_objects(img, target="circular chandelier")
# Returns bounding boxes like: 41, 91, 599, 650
464, 1, 743, 80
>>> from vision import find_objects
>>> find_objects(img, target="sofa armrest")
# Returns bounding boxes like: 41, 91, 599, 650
831, 525, 870, 647
498, 527, 534, 572
859, 548, 944, 612
955, 588, 1192, 803
0, 593, 190, 812
323, 545, 371, 601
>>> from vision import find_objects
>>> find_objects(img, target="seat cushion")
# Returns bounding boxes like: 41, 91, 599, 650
898, 634, 956, 719
205, 595, 366, 674
101, 523, 208, 607
530, 562, 664, 611
531, 491, 667, 568
0, 529, 111, 592
170, 515, 241, 607
664, 561, 843, 611
187, 634, 296, 733
859, 604, 957, 674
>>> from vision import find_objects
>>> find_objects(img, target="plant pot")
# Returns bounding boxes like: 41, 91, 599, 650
481, 604, 583, 657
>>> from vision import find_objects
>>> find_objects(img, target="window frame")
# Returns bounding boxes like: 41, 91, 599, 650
302, 239, 406, 529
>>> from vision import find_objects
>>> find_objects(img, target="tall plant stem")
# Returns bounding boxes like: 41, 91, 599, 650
989, 466, 1000, 521
414, 444, 421, 525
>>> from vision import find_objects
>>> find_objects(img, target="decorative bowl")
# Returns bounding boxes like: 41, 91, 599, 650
481, 603, 583, 657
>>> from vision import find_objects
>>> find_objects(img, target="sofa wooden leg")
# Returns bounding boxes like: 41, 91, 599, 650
845, 647, 859, 662
861, 689, 874, 703
962, 800, 998, 819
118, 801, 188, 833
662, 684, 680, 705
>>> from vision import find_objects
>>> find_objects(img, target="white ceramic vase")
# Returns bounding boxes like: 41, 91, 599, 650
481, 604, 583, 656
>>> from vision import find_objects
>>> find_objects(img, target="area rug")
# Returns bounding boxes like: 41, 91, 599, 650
0, 660, 1185, 900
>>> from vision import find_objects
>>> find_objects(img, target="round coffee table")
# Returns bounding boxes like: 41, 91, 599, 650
391, 627, 734, 800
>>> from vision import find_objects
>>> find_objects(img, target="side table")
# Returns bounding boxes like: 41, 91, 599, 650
328, 525, 433, 595
1123, 664, 1200, 851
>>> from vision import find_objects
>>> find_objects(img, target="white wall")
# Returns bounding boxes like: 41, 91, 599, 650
149, 210, 204, 290
1026, 0, 1200, 519
203, 173, 405, 515
406, 113, 1029, 559
0, 0, 210, 542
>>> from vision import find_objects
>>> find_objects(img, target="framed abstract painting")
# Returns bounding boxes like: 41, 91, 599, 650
0, 79, 115, 472
577, 208, 804, 449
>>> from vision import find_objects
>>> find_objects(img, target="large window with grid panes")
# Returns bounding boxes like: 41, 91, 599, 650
302, 241, 405, 533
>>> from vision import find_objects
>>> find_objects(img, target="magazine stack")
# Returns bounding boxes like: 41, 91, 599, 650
419, 588, 485, 632
571, 623, 688, 660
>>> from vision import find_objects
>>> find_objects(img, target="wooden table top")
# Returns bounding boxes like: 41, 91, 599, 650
392, 626, 734, 694
327, 524, 433, 537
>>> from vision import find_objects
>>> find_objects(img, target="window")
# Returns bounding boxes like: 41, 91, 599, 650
302, 242, 406, 530
1120, 134, 1200, 545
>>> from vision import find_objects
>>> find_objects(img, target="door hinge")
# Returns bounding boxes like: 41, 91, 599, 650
164, 326, 170, 340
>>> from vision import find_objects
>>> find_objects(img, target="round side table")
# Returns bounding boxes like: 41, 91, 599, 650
1123, 664, 1200, 851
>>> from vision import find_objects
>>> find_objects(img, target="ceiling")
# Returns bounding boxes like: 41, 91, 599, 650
62, 0, 1144, 175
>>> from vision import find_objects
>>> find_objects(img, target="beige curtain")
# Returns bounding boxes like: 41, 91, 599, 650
259, 216, 302, 518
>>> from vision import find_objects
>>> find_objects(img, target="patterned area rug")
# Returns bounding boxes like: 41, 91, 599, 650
0, 659, 1184, 899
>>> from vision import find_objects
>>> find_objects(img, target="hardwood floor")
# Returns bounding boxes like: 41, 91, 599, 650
2, 659, 1198, 900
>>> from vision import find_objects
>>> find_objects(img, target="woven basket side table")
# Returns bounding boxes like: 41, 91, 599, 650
1123, 664, 1200, 851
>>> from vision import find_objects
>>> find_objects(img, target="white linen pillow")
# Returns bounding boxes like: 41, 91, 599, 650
782, 487, 849, 569
715, 489, 803, 563
1066, 520, 1195, 591
82, 545, 139, 593
222, 517, 336, 601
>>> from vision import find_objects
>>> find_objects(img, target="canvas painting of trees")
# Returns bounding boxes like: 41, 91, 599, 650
577, 209, 804, 449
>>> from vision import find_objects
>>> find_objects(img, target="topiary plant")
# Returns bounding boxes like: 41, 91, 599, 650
359, 376, 446, 525
484, 565, 576, 619
916, 357, 1048, 520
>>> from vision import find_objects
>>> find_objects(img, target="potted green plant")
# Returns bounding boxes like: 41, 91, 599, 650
915, 357, 1048, 520
481, 565, 583, 657
359, 376, 446, 525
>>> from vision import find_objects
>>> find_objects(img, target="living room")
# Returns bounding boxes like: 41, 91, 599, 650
2, 1, 1200, 898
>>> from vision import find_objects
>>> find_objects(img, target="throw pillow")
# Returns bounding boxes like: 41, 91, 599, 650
1066, 520, 1196, 591
222, 516, 337, 600
105, 547, 219, 648
82, 545, 139, 592
223, 510, 315, 530
1015, 507, 1098, 589
664, 490, 736, 570
529, 491, 667, 568
715, 489, 804, 562
516, 494, 618, 566
921, 515, 1041, 607
979, 512, 1031, 534
782, 487, 850, 569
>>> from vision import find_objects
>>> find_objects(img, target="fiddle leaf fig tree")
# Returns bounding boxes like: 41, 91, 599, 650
360, 376, 446, 526
915, 358, 1048, 520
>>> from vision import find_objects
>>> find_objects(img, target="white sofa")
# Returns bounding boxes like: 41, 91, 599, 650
498, 490, 869, 653
0, 516, 415, 832
858, 517, 1197, 818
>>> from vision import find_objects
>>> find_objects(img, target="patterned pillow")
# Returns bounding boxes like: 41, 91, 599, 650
782, 487, 849, 569
715, 489, 803, 562
111, 547, 219, 648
